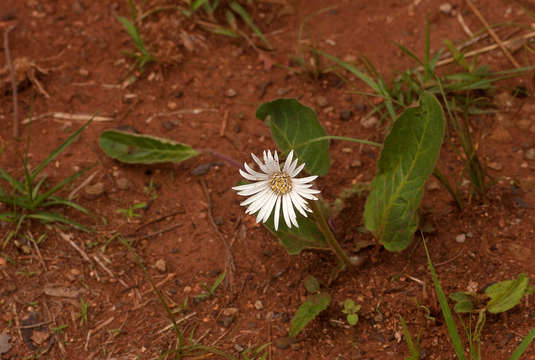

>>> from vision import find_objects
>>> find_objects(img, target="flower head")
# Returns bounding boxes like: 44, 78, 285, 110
232, 150, 320, 230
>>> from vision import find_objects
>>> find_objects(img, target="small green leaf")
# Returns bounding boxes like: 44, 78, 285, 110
364, 93, 445, 251
289, 292, 330, 337
303, 275, 320, 294
485, 274, 530, 314
263, 213, 328, 255
256, 98, 330, 176
346, 313, 359, 326
99, 130, 200, 164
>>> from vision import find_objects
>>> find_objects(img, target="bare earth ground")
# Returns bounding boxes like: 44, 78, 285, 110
1, 0, 535, 359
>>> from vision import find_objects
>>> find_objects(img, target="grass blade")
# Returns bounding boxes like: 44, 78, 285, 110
509, 327, 535, 360
423, 236, 467, 360
400, 316, 419, 360
0, 167, 25, 194
32, 168, 87, 208
229, 1, 271, 49
31, 120, 92, 180
28, 212, 91, 232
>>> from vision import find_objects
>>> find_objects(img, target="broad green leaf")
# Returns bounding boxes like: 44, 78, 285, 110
256, 98, 330, 176
486, 274, 531, 314
449, 292, 476, 313
263, 213, 328, 255
364, 93, 444, 251
99, 130, 200, 164
289, 292, 330, 337
303, 275, 320, 294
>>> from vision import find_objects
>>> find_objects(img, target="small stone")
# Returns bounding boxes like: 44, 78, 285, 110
361, 116, 378, 129
524, 148, 535, 160
222, 307, 239, 316
340, 109, 353, 121
219, 316, 235, 328
84, 182, 106, 197
167, 101, 178, 110
234, 344, 244, 352
343, 54, 357, 63
427, 180, 440, 191
123, 93, 137, 104
78, 68, 89, 77
225, 88, 237, 98
273, 336, 298, 350
162, 121, 176, 130
487, 162, 503, 171
341, 147, 353, 153
116, 177, 129, 190
494, 92, 514, 108
489, 126, 512, 143
70, 268, 81, 276
455, 234, 466, 243
350, 160, 362, 168
154, 259, 167, 273
316, 96, 328, 108
190, 163, 212, 176
439, 3, 452, 14
254, 300, 263, 310
0, 257, 5, 268
277, 88, 290, 96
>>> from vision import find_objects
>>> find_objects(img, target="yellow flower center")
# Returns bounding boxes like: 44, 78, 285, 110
270, 172, 292, 195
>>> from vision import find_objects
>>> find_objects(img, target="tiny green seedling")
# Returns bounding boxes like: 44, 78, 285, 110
79, 298, 88, 326
241, 342, 269, 360
342, 299, 361, 326
400, 316, 421, 360
51, 324, 67, 335
116, 202, 147, 219
0, 120, 93, 247
194, 272, 226, 302
116, 0, 157, 77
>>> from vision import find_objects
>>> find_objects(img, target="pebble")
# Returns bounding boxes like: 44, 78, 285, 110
116, 177, 129, 190
340, 109, 353, 121
455, 234, 466, 243
79, 68, 89, 77
277, 88, 290, 96
427, 180, 440, 191
439, 3, 452, 14
343, 54, 357, 63
361, 115, 378, 129
167, 101, 178, 110
225, 88, 237, 98
341, 147, 353, 153
219, 315, 235, 328
190, 163, 213, 176
350, 160, 362, 168
487, 162, 503, 171
524, 148, 535, 160
254, 300, 263, 310
123, 93, 137, 104
494, 92, 514, 108
162, 121, 176, 130
233, 344, 244, 352
489, 126, 512, 143
316, 96, 328, 108
273, 336, 298, 350
154, 259, 167, 273
84, 182, 106, 197
0, 257, 6, 268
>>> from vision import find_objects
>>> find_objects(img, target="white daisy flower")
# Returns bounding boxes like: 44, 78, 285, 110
232, 150, 320, 231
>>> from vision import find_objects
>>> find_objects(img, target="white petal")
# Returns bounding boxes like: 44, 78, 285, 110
242, 164, 268, 181
292, 175, 318, 184
283, 150, 294, 173
251, 153, 269, 173
290, 161, 305, 177
240, 187, 270, 207
285, 194, 299, 227
294, 186, 321, 195
273, 196, 281, 231
259, 192, 278, 223
282, 193, 292, 228
233, 181, 270, 196
289, 191, 308, 217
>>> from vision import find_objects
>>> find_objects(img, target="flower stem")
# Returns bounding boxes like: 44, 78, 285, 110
309, 199, 352, 269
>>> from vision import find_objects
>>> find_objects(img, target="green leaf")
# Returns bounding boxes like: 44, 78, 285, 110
289, 292, 330, 337
263, 213, 328, 255
256, 98, 330, 176
99, 130, 200, 164
303, 275, 320, 294
449, 292, 476, 313
364, 93, 444, 251
346, 313, 359, 326
485, 274, 531, 314
423, 239, 467, 360
229, 1, 271, 49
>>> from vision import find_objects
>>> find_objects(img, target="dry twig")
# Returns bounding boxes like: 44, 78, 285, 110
22, 112, 114, 124
59, 232, 91, 262
93, 255, 129, 288
466, 0, 521, 68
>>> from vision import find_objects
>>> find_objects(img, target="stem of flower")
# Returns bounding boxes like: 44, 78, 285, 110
201, 149, 244, 170
309, 199, 352, 269
295, 136, 383, 149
